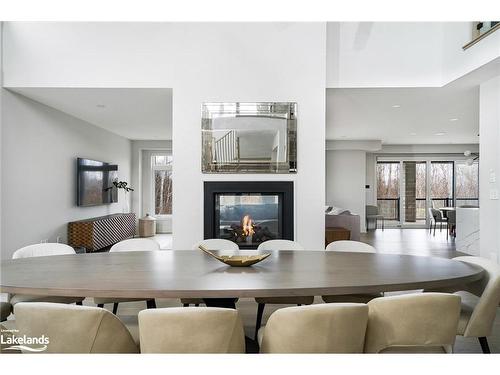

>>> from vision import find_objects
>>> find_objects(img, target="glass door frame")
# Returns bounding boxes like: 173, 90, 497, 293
376, 155, 474, 229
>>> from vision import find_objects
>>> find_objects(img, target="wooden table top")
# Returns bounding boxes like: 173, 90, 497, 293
0, 250, 484, 299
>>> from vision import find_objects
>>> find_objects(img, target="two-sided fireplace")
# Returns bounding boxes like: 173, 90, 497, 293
204, 181, 294, 249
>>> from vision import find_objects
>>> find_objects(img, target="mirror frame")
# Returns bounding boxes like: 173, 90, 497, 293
201, 102, 297, 173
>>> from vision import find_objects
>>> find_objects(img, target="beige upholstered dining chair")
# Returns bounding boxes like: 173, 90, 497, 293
109, 238, 161, 252
258, 303, 368, 353
192, 238, 240, 251
181, 239, 240, 307
325, 240, 376, 253
448, 256, 500, 353
364, 293, 461, 353
94, 238, 160, 313
9, 243, 84, 306
138, 307, 245, 353
14, 302, 138, 353
323, 240, 382, 303
254, 240, 314, 340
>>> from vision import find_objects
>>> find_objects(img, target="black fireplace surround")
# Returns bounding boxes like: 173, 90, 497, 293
204, 181, 294, 249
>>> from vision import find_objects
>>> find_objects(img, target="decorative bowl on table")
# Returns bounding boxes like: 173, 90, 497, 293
198, 245, 271, 267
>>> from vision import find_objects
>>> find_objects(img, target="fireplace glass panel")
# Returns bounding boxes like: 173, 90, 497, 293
215, 193, 282, 248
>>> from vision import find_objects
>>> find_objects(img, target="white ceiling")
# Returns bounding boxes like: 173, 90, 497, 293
10, 88, 172, 140
9, 82, 481, 145
326, 85, 479, 144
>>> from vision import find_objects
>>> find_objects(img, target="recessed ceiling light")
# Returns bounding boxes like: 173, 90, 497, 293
96, 104, 106, 108
449, 118, 458, 122
410, 132, 417, 136
392, 104, 401, 108
435, 132, 446, 136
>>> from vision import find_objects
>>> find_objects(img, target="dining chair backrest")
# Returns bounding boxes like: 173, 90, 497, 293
260, 303, 368, 353
12, 243, 76, 259
428, 208, 435, 221
192, 239, 239, 251
14, 302, 138, 353
138, 307, 245, 353
364, 293, 461, 353
257, 240, 304, 251
430, 208, 443, 220
366, 205, 379, 216
453, 256, 500, 338
447, 210, 456, 225
325, 240, 376, 253
110, 238, 160, 252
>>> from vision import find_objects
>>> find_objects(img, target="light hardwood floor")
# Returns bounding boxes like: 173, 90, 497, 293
361, 227, 463, 258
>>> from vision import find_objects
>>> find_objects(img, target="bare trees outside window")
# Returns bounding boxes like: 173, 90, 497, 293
430, 162, 453, 208
376, 160, 479, 222
152, 155, 173, 215
456, 161, 479, 206
415, 162, 427, 220
376, 162, 401, 220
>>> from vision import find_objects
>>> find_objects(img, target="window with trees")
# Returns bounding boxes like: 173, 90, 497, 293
430, 162, 454, 208
152, 154, 173, 216
376, 162, 401, 220
455, 161, 479, 206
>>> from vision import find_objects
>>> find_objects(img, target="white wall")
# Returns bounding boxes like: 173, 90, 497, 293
171, 23, 326, 250
1, 91, 131, 258
326, 150, 366, 232
326, 22, 444, 88
365, 153, 376, 206
326, 22, 500, 88
479, 76, 500, 263
3, 22, 326, 250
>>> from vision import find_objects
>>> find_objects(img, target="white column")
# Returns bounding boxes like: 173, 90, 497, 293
479, 75, 500, 263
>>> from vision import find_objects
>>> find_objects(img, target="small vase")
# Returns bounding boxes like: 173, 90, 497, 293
122, 191, 130, 213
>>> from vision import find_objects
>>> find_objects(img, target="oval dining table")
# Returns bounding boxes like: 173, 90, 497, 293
0, 250, 484, 301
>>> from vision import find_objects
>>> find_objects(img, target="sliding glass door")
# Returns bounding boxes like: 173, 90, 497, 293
376, 162, 401, 223
376, 158, 479, 228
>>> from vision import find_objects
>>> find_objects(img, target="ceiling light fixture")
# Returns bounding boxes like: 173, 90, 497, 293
391, 104, 401, 108
410, 132, 417, 136
435, 132, 446, 136
464, 150, 479, 166
449, 118, 459, 122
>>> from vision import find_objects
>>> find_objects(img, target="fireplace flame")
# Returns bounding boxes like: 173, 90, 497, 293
242, 214, 255, 237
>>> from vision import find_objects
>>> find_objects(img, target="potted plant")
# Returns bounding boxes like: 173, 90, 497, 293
106, 180, 134, 213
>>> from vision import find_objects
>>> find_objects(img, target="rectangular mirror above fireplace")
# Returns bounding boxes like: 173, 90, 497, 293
202, 102, 297, 173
